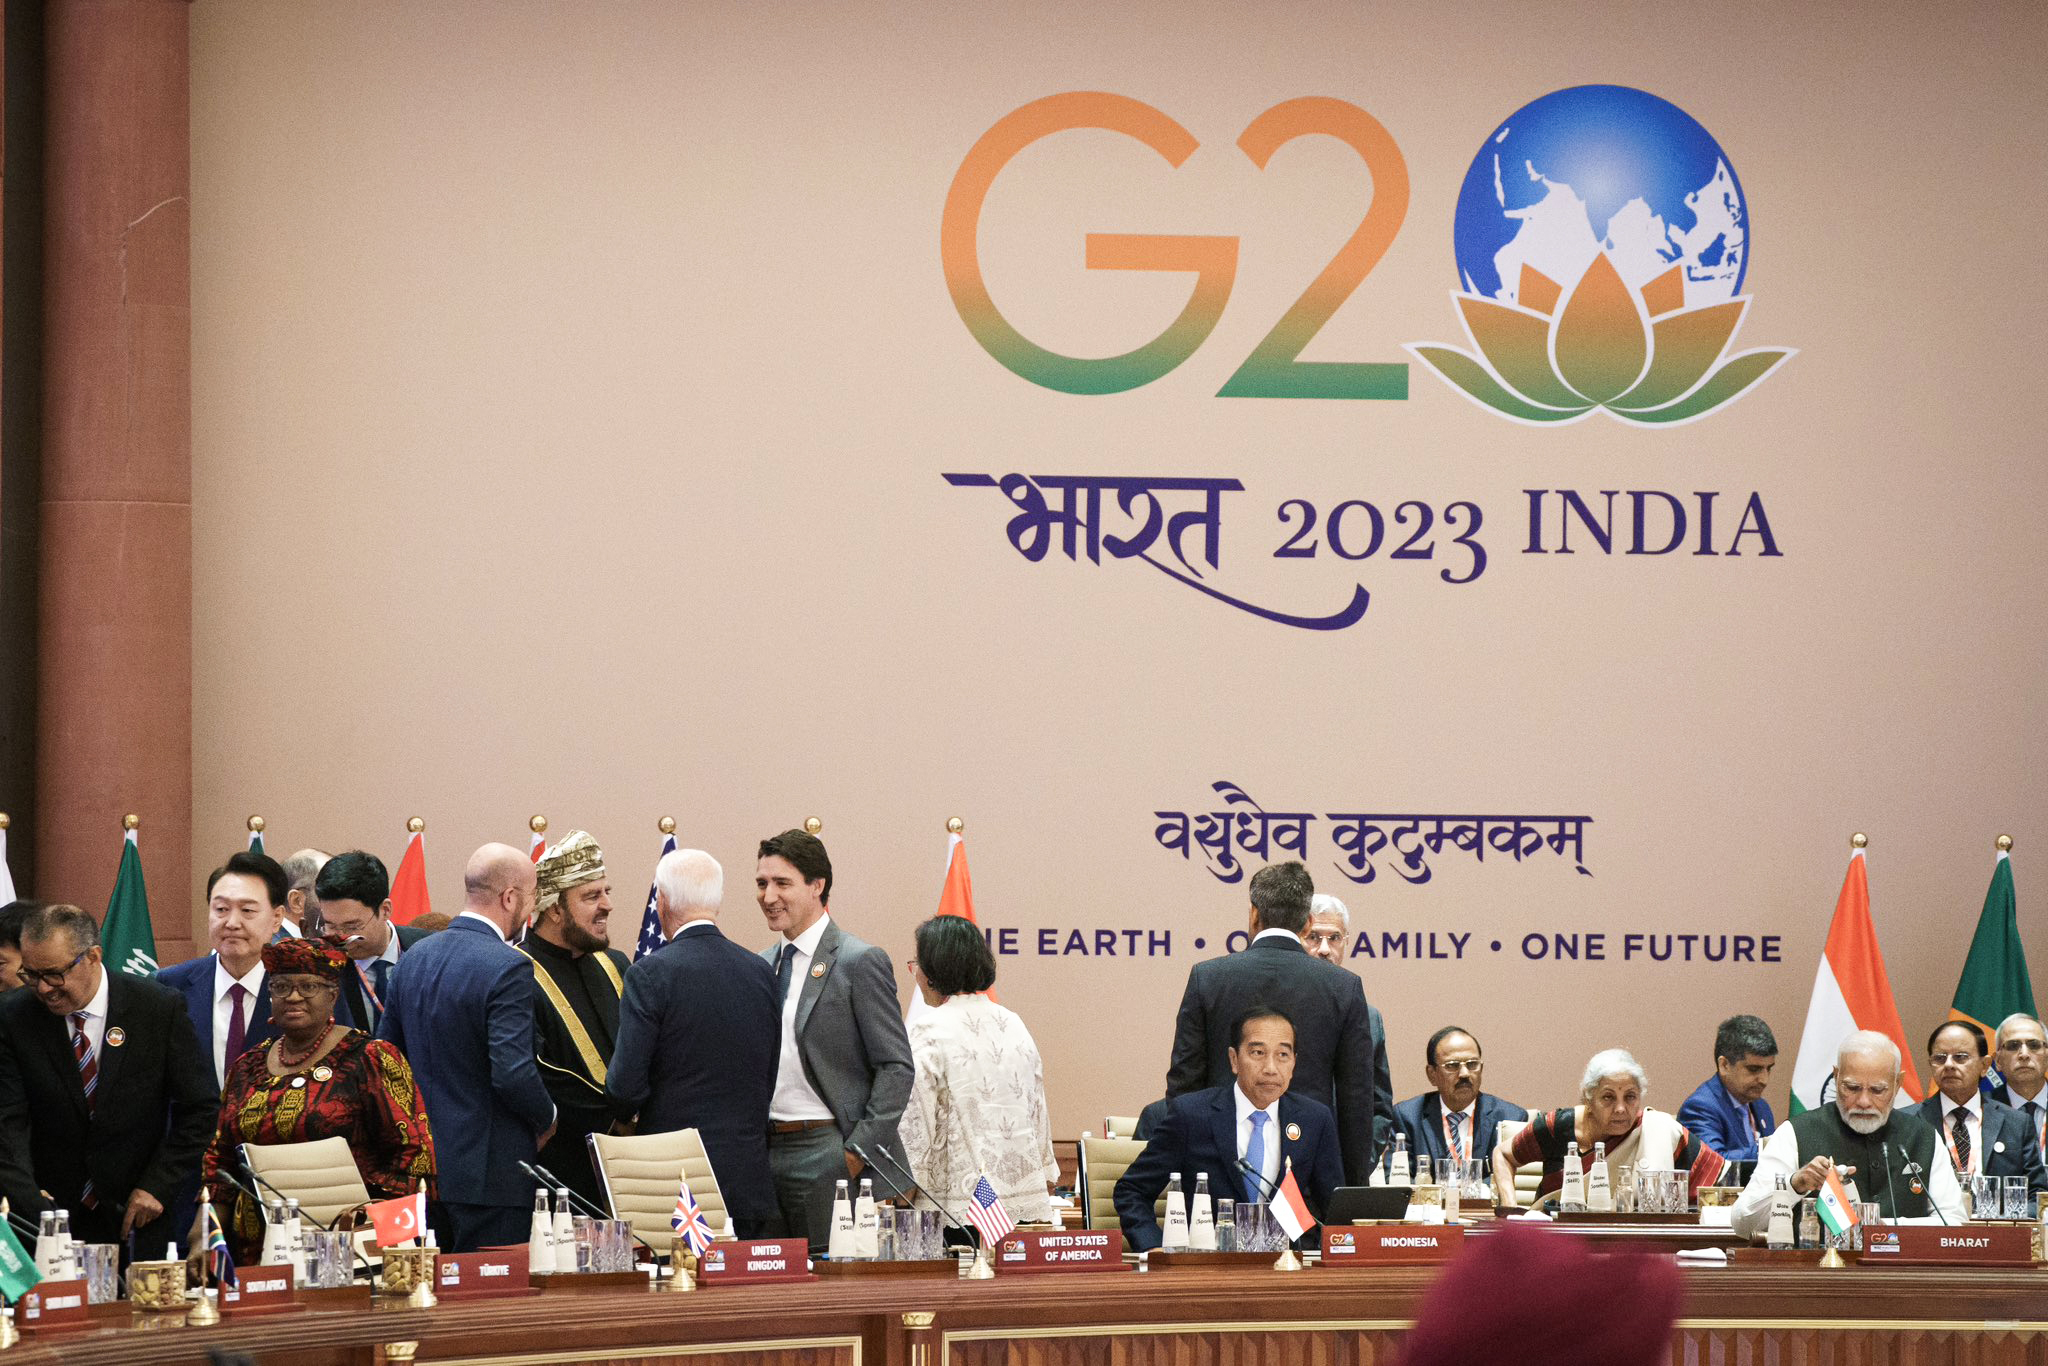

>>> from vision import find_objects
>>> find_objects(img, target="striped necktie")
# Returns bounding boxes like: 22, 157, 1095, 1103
71, 1013, 99, 1208
1448, 1111, 1466, 1165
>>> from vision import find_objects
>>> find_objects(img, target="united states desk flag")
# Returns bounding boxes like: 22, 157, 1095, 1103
1951, 838, 2034, 1088
635, 826, 678, 961
389, 819, 431, 926
671, 1178, 712, 1255
1790, 837, 1922, 1112
206, 1202, 237, 1289
0, 1199, 38, 1302
103, 817, 159, 976
965, 1173, 1014, 1247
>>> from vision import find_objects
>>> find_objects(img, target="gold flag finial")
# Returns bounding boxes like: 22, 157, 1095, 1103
530, 814, 548, 835
1997, 833, 2014, 852
946, 816, 964, 835
1850, 832, 1868, 850
658, 816, 677, 835
122, 813, 141, 831
407, 816, 425, 834
0, 812, 9, 831
803, 816, 823, 835
247, 814, 265, 834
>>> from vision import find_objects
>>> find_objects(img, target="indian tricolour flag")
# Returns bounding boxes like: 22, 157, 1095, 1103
1789, 842, 1923, 1113
1815, 1164, 1861, 1237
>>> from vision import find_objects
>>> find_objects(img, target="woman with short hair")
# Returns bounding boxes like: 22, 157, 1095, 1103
1492, 1048, 1725, 1207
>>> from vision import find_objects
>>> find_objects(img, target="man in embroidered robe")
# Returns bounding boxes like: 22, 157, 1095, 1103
524, 830, 630, 1212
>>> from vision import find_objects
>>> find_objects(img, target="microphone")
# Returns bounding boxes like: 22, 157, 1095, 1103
4, 1209, 39, 1238
1236, 1158, 1279, 1200
1885, 1141, 1948, 1225
863, 1142, 978, 1250
519, 1161, 660, 1259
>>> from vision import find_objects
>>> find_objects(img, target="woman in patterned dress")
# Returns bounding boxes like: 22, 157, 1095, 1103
199, 937, 435, 1261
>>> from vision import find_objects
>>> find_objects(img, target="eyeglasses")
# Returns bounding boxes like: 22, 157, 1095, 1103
270, 978, 337, 1000
903, 959, 920, 975
2000, 1039, 2047, 1053
1434, 1059, 1483, 1074
1930, 1052, 1979, 1066
20, 948, 91, 989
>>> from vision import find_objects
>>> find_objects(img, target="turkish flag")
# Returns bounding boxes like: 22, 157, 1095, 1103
368, 1192, 427, 1249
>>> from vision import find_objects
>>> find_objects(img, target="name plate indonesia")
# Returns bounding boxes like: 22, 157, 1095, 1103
221, 1264, 298, 1314
699, 1239, 814, 1285
996, 1228, 1125, 1272
438, 1246, 533, 1298
1321, 1224, 1467, 1264
17, 1278, 89, 1332
1860, 1224, 2037, 1267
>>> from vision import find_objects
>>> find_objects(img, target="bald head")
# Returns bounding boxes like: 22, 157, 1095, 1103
465, 842, 538, 937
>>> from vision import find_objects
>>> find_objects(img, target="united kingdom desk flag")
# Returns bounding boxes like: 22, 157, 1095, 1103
965, 1174, 1014, 1247
670, 1178, 712, 1255
635, 829, 678, 961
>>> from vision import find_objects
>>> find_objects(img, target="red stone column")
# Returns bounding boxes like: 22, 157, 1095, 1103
37, 0, 192, 961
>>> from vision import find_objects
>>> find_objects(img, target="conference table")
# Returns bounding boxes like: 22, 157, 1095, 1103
12, 1225, 2048, 1366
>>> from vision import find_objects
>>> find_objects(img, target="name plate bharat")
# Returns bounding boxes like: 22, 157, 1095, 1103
1860, 1225, 2037, 1267
1321, 1224, 1467, 1264
698, 1239, 814, 1285
995, 1228, 1126, 1272
221, 1264, 299, 1315
17, 1278, 89, 1332
436, 1246, 533, 1299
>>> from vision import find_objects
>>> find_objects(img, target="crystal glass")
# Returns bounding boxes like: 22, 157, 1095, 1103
1460, 1158, 1490, 1204
1663, 1170, 1688, 1215
2003, 1175, 2030, 1221
1972, 1174, 2001, 1221
78, 1244, 118, 1304
1232, 1201, 1280, 1253
919, 1208, 944, 1260
303, 1229, 354, 1289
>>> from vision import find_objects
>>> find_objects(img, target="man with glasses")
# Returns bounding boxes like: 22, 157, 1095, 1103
1676, 1014, 1780, 1163
1394, 1027, 1527, 1175
1916, 1020, 2048, 1196
313, 850, 426, 1032
1300, 894, 1396, 1166
0, 903, 215, 1259
1992, 1015, 2048, 1153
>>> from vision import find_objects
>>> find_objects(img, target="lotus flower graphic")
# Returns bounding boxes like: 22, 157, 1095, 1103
1410, 84, 1793, 427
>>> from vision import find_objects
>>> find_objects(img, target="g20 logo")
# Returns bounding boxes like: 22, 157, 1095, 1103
940, 91, 1410, 399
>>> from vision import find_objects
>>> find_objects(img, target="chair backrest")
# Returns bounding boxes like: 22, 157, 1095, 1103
242, 1136, 372, 1228
1494, 1119, 1546, 1202
1077, 1134, 1163, 1230
1102, 1115, 1140, 1140
588, 1128, 735, 1253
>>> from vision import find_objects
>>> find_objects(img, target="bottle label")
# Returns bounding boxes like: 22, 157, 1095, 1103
1587, 1159, 1612, 1211
1161, 1191, 1189, 1250
1188, 1192, 1215, 1250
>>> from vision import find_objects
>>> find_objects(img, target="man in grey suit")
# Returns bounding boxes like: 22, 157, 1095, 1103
755, 828, 914, 1251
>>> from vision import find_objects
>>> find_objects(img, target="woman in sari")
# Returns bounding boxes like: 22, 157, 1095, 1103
1492, 1048, 1725, 1208
199, 938, 435, 1260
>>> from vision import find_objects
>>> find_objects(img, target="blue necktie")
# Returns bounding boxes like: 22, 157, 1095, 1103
1244, 1111, 1268, 1203
776, 942, 796, 1005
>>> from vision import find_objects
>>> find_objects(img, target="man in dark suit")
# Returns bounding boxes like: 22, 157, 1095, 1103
608, 848, 780, 1236
1118, 1006, 1343, 1251
1166, 861, 1377, 1183
1675, 1014, 1779, 1162
156, 851, 288, 1089
1992, 1014, 2048, 1155
310, 850, 427, 1033
0, 904, 216, 1259
1394, 1026, 1528, 1172
755, 828, 915, 1251
1920, 1020, 2048, 1196
380, 843, 556, 1251
1303, 893, 1395, 1163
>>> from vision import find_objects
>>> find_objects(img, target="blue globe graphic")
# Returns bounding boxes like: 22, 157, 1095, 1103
1453, 85, 1748, 311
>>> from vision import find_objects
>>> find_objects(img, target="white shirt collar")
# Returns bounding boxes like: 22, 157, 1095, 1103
1941, 1091, 1983, 1120
213, 954, 266, 1002
675, 916, 718, 936
77, 963, 111, 1020
782, 912, 831, 959
1252, 927, 1301, 947
456, 909, 509, 942
1445, 1099, 1475, 1122
1234, 1083, 1279, 1127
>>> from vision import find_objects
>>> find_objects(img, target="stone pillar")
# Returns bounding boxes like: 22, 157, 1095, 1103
38, 0, 192, 960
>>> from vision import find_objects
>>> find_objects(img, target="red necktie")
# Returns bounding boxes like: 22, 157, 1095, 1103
224, 981, 248, 1070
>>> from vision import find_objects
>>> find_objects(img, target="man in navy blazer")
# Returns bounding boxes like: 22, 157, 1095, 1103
157, 851, 289, 1089
1991, 1014, 2048, 1155
1675, 1014, 1779, 1162
607, 849, 781, 1237
313, 850, 429, 1033
1118, 1006, 1343, 1252
1920, 1021, 2048, 1196
380, 844, 556, 1251
1394, 1026, 1528, 1172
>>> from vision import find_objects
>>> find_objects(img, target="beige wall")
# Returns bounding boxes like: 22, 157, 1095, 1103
189, 0, 2046, 1135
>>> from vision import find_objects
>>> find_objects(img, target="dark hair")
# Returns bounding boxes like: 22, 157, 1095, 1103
1426, 1025, 1481, 1068
315, 850, 391, 909
914, 915, 996, 996
0, 900, 40, 950
1712, 1014, 1778, 1064
22, 903, 99, 952
1929, 1019, 1989, 1057
206, 850, 289, 908
1247, 861, 1313, 933
758, 830, 832, 905
1231, 1004, 1296, 1049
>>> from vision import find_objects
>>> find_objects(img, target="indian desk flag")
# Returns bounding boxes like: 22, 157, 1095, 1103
1949, 842, 2035, 1081
634, 830, 678, 962
0, 815, 15, 904
103, 819, 159, 976
389, 821, 431, 927
1790, 840, 1922, 1112
0, 1199, 38, 1301
1815, 1164, 1861, 1238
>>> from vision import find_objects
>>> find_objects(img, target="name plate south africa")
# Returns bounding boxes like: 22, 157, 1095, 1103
1322, 1224, 1467, 1264
995, 1229, 1126, 1272
1860, 1225, 2037, 1267
437, 1246, 533, 1298
18, 1279, 89, 1332
221, 1264, 299, 1314
699, 1239, 814, 1285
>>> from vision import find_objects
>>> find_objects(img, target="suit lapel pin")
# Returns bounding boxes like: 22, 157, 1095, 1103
810, 963, 827, 979
1285, 1122, 1301, 1141
290, 1076, 307, 1089
312, 1065, 334, 1083
104, 1028, 125, 1047
1994, 1140, 2006, 1153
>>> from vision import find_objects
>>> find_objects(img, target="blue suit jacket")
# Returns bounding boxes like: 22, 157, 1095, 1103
1113, 1086, 1343, 1252
379, 915, 555, 1208
1914, 1094, 2048, 1194
1675, 1074, 1775, 1162
156, 954, 281, 1088
1393, 1091, 1529, 1169
606, 922, 781, 1235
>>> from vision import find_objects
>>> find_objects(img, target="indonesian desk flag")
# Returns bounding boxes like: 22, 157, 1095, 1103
670, 1178, 712, 1255
1272, 1158, 1315, 1242
389, 826, 431, 927
1815, 1164, 1861, 1238
367, 1191, 427, 1249
1790, 843, 1923, 1112
0, 819, 14, 904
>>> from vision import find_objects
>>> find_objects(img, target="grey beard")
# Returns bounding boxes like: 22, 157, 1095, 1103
1841, 1108, 1886, 1134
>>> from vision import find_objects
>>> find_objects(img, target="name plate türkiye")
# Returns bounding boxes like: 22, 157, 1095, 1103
221, 1264, 298, 1314
1322, 1224, 1466, 1264
1860, 1225, 2037, 1267
437, 1246, 533, 1298
995, 1229, 1126, 1272
699, 1239, 813, 1285
17, 1279, 89, 1332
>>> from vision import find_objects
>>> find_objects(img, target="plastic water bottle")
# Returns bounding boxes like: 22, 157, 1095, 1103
1161, 1173, 1189, 1250
1587, 1142, 1612, 1211
1766, 1174, 1795, 1248
529, 1189, 557, 1273
852, 1178, 879, 1260
1189, 1173, 1216, 1250
1560, 1141, 1586, 1212
826, 1179, 854, 1260
1388, 1133, 1412, 1186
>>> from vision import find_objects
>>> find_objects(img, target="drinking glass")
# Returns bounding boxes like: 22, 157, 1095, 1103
78, 1244, 118, 1304
303, 1230, 354, 1288
2003, 1175, 2029, 1220
918, 1209, 944, 1260
1461, 1159, 1490, 1204
1663, 1170, 1688, 1215
1972, 1174, 2001, 1221
571, 1216, 596, 1273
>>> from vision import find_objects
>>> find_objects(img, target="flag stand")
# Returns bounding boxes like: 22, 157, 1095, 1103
1817, 1247, 1846, 1269
665, 1250, 695, 1292
963, 1245, 995, 1279
0, 1304, 17, 1349
1272, 1246, 1306, 1272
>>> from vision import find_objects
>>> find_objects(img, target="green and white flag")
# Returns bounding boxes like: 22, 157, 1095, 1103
1950, 846, 2034, 1072
0, 1203, 38, 1301
103, 824, 159, 977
